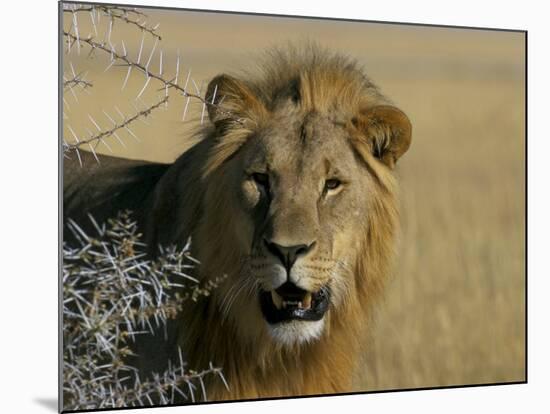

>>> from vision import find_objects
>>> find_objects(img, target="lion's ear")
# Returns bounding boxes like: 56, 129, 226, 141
206, 74, 266, 129
352, 105, 412, 168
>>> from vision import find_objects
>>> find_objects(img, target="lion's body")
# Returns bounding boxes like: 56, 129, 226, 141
64, 45, 411, 401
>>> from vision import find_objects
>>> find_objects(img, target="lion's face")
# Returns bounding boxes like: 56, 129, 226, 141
220, 108, 376, 346
201, 60, 411, 348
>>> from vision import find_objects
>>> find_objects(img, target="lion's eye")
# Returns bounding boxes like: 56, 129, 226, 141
324, 179, 341, 191
252, 173, 269, 187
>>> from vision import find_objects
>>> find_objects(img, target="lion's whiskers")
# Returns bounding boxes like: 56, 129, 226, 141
219, 274, 257, 321
217, 277, 241, 318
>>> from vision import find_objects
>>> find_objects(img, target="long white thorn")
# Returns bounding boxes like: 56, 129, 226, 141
145, 38, 158, 71
191, 79, 201, 95
197, 81, 206, 124
107, 16, 113, 44
70, 62, 77, 79
203, 84, 217, 124
137, 76, 151, 99
109, 41, 116, 64
121, 66, 132, 91
136, 32, 145, 64
125, 126, 139, 142
183, 69, 191, 95
114, 106, 125, 121
75, 148, 82, 167
99, 137, 113, 153
200, 101, 206, 125
182, 96, 191, 121
211, 84, 218, 104
88, 115, 102, 132
89, 8, 98, 37
72, 8, 80, 55
113, 131, 126, 148
102, 110, 117, 126
175, 49, 180, 85
88, 143, 100, 164
68, 125, 80, 145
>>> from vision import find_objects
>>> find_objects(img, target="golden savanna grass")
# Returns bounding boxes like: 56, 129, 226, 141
63, 7, 525, 391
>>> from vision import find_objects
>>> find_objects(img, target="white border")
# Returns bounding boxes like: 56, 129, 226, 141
2, 0, 546, 413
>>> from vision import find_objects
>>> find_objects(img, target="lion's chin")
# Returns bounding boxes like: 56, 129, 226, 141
266, 319, 326, 346
258, 282, 330, 346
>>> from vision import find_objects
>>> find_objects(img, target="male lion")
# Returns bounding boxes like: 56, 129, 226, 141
64, 46, 412, 401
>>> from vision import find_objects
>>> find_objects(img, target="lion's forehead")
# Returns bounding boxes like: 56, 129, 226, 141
246, 113, 357, 177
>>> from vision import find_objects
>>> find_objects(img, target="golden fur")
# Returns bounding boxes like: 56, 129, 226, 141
145, 45, 412, 401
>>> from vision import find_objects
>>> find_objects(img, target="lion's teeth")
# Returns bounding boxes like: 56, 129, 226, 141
273, 294, 311, 310
283, 300, 301, 308
302, 293, 312, 309
271, 291, 283, 310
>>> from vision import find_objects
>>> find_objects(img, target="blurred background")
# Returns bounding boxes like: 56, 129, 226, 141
62, 4, 525, 391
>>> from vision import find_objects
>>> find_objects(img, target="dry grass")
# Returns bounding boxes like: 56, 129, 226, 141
63, 5, 525, 392
358, 79, 525, 389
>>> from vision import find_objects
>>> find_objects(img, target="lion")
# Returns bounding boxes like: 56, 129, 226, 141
63, 45, 412, 402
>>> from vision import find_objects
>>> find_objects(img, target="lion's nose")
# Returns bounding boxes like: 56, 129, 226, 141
263, 239, 316, 272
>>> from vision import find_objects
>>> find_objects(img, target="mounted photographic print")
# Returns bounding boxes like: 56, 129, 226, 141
60, 1, 526, 411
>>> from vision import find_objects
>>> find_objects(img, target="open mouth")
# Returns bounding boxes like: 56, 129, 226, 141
259, 282, 330, 324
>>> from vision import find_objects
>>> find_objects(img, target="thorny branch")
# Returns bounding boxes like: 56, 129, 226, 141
63, 31, 242, 124
63, 211, 228, 410
63, 4, 244, 166
64, 4, 162, 41
64, 3, 146, 17
64, 95, 169, 166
